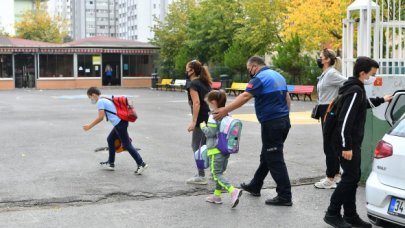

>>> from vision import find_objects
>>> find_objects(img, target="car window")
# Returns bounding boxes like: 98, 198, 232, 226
391, 94, 405, 123
388, 117, 405, 137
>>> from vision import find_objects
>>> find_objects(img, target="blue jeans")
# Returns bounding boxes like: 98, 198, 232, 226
107, 120, 143, 165
249, 116, 292, 200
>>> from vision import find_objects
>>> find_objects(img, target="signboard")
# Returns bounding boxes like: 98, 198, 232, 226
92, 56, 101, 65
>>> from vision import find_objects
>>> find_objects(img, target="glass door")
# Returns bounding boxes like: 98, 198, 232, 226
14, 54, 36, 88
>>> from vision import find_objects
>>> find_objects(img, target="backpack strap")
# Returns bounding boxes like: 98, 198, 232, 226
100, 97, 117, 122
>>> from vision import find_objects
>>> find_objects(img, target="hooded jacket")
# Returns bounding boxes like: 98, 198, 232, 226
334, 77, 385, 151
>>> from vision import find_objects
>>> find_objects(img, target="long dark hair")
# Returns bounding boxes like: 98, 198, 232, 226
187, 60, 212, 86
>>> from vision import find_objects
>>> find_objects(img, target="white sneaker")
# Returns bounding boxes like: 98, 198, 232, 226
135, 163, 148, 175
314, 178, 337, 189
334, 174, 341, 184
186, 176, 208, 185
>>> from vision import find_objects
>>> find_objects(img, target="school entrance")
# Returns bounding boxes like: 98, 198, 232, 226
102, 53, 121, 86
14, 54, 36, 88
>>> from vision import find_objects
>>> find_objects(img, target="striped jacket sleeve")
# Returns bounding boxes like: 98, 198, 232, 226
338, 89, 363, 151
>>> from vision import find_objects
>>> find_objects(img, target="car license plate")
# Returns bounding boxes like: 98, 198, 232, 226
388, 197, 405, 218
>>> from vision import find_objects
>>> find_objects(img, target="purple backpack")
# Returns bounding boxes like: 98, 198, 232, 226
217, 116, 243, 155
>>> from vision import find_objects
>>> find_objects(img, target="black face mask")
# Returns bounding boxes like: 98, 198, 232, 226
184, 71, 190, 79
316, 58, 324, 68
248, 68, 255, 79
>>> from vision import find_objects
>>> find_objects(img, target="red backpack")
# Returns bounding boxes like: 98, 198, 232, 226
103, 96, 138, 122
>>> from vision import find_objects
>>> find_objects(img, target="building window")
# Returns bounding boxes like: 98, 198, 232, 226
77, 54, 101, 77
0, 55, 12, 78
123, 55, 152, 77
39, 54, 73, 78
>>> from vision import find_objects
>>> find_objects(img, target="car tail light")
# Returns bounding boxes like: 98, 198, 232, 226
374, 140, 393, 159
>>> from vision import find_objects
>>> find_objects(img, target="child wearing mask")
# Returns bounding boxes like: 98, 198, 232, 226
200, 90, 242, 208
83, 87, 148, 174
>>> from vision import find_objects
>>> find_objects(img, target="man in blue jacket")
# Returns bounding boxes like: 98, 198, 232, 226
213, 56, 293, 206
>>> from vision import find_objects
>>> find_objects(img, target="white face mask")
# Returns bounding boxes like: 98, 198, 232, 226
364, 76, 376, 85
91, 98, 97, 104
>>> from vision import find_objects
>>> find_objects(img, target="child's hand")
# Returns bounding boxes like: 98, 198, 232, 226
83, 124, 91, 131
199, 121, 207, 129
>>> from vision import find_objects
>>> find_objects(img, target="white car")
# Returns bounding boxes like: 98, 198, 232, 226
366, 90, 405, 227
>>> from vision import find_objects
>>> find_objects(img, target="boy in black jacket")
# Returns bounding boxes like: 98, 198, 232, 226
324, 57, 392, 228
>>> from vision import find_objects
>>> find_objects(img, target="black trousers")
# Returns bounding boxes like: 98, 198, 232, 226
319, 104, 340, 178
327, 145, 361, 216
248, 116, 292, 200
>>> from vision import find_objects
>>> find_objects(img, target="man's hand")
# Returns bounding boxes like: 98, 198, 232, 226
342, 150, 353, 160
383, 95, 393, 102
212, 107, 228, 121
83, 124, 91, 131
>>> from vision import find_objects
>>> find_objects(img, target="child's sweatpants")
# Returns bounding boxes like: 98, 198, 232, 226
208, 150, 235, 196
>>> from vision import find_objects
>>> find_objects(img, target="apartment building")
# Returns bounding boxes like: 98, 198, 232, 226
71, 0, 118, 40
117, 0, 171, 42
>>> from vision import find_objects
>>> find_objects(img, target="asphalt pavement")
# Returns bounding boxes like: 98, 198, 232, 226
0, 88, 378, 227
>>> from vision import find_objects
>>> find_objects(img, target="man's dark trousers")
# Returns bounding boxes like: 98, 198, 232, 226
248, 116, 292, 200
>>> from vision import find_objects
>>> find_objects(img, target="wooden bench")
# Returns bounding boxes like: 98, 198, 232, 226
170, 79, 187, 91
288, 85, 314, 101
211, 81, 222, 90
226, 82, 247, 96
156, 79, 173, 91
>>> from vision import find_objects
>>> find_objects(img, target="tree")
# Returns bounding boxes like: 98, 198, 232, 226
185, 0, 244, 63
15, 0, 67, 43
282, 0, 353, 50
152, 0, 287, 78
224, 42, 252, 77
272, 34, 321, 84
151, 0, 196, 78
234, 0, 287, 55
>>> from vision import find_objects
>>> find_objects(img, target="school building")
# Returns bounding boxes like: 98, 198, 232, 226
0, 36, 159, 90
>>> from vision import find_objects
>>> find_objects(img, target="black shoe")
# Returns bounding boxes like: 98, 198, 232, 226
265, 196, 292, 206
240, 182, 261, 197
324, 212, 352, 228
100, 161, 115, 170
343, 214, 371, 228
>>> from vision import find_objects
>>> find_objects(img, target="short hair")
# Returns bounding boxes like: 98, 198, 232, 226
353, 57, 379, 78
247, 56, 266, 66
87, 87, 101, 96
206, 90, 227, 108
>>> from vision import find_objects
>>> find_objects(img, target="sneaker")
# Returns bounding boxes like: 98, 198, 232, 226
206, 195, 223, 204
343, 214, 371, 228
100, 161, 114, 170
230, 188, 242, 208
186, 176, 208, 185
324, 212, 352, 228
240, 182, 261, 197
135, 163, 148, 175
314, 178, 337, 189
334, 174, 342, 184
265, 196, 292, 206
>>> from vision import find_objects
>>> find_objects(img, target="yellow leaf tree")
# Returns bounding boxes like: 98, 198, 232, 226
15, 0, 67, 43
282, 0, 353, 50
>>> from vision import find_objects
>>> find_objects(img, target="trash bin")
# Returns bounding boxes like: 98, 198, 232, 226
220, 74, 230, 89
151, 73, 159, 89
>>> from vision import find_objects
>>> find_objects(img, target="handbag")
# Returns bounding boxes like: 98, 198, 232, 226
311, 104, 321, 119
